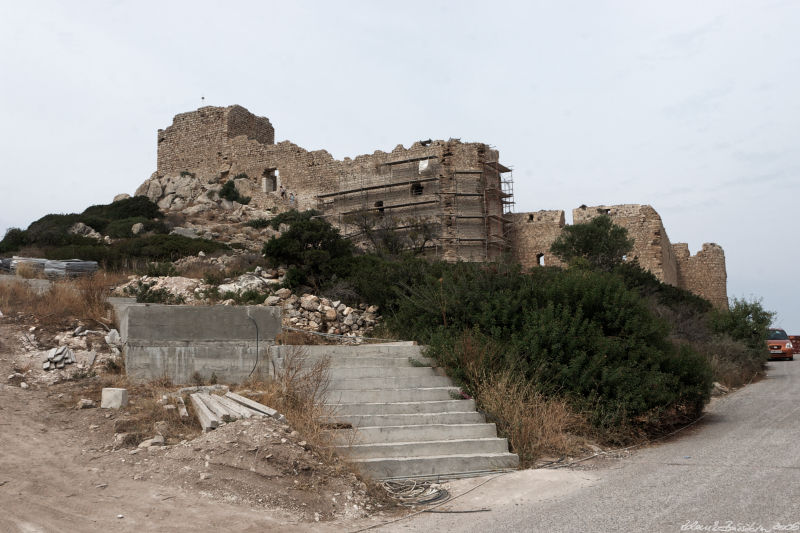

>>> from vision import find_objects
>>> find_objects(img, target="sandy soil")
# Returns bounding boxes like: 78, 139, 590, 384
0, 319, 386, 533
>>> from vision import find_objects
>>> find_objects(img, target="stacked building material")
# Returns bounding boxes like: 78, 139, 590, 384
43, 346, 76, 370
189, 392, 283, 432
8, 257, 98, 277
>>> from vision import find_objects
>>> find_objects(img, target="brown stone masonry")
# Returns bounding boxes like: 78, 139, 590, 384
138, 105, 727, 307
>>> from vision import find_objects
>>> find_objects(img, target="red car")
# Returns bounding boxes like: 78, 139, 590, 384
767, 328, 794, 361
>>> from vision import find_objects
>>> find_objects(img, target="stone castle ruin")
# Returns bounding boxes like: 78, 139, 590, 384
510, 204, 728, 308
136, 105, 728, 307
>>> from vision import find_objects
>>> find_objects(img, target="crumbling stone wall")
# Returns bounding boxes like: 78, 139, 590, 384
157, 105, 274, 177
673, 243, 728, 309
512, 203, 728, 308
145, 105, 511, 262
140, 106, 727, 307
509, 210, 566, 268
573, 204, 678, 285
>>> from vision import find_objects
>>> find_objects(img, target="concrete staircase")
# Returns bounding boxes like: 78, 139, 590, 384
272, 344, 518, 480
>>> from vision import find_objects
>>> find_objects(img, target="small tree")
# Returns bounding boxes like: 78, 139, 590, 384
711, 297, 774, 350
262, 210, 353, 289
550, 215, 634, 271
343, 210, 437, 257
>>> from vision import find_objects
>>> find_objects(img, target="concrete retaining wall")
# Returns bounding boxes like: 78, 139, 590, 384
121, 304, 281, 384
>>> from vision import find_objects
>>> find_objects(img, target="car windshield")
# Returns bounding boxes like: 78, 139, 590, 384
767, 329, 789, 340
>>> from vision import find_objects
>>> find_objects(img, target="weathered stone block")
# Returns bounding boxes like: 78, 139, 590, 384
101, 388, 128, 409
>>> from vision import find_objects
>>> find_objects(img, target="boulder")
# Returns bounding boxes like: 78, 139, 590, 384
265, 295, 281, 306
68, 222, 102, 241
170, 227, 200, 239
217, 273, 271, 295
275, 288, 292, 299
300, 295, 320, 311
131, 222, 144, 235
113, 193, 131, 202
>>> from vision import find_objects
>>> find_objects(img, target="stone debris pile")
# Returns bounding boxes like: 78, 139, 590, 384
190, 391, 284, 432
113, 271, 382, 340
43, 346, 77, 371
279, 292, 380, 338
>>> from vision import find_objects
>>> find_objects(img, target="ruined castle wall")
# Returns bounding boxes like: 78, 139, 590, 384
156, 106, 274, 179
509, 210, 566, 269
573, 204, 678, 285
152, 106, 507, 261
673, 243, 729, 309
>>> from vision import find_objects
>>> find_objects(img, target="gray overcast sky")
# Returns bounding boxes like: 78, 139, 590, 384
1, 1, 798, 329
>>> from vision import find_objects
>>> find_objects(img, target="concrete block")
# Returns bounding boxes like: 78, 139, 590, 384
225, 391, 278, 418
190, 393, 220, 432
101, 388, 128, 409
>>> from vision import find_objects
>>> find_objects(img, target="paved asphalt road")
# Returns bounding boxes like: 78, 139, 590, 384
385, 360, 800, 533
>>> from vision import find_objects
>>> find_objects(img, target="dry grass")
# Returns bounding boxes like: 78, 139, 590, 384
0, 271, 126, 322
275, 330, 331, 345
78, 375, 202, 444
692, 335, 767, 389
239, 347, 351, 469
16, 263, 46, 279
451, 331, 588, 467
467, 370, 587, 467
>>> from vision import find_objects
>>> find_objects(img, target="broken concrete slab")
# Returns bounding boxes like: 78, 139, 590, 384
101, 388, 128, 409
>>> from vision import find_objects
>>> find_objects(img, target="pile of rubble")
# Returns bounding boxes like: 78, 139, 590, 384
276, 292, 380, 337
42, 346, 79, 371
113, 271, 382, 339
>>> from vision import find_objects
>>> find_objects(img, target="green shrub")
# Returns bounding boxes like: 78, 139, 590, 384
141, 262, 178, 277
219, 289, 265, 305
5, 197, 164, 251
246, 218, 271, 229
550, 215, 634, 271
262, 210, 354, 289
82, 196, 161, 221
203, 271, 224, 286
123, 280, 185, 304
0, 228, 28, 253
105, 217, 168, 238
381, 261, 712, 430
220, 180, 250, 205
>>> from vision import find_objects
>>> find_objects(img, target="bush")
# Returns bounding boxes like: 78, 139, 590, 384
380, 261, 712, 430
123, 280, 185, 304
141, 262, 178, 277
82, 196, 162, 221
105, 217, 167, 238
550, 215, 633, 271
219, 289, 265, 305
246, 218, 271, 229
0, 227, 27, 253
220, 180, 250, 205
1, 197, 165, 252
262, 210, 354, 290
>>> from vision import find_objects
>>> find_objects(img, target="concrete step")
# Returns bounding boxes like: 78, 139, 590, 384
351, 452, 519, 480
326, 387, 457, 404
340, 423, 498, 444
327, 366, 438, 379
329, 375, 452, 390
328, 399, 476, 416
280, 355, 435, 368
272, 345, 425, 358
337, 437, 511, 460
335, 411, 484, 427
